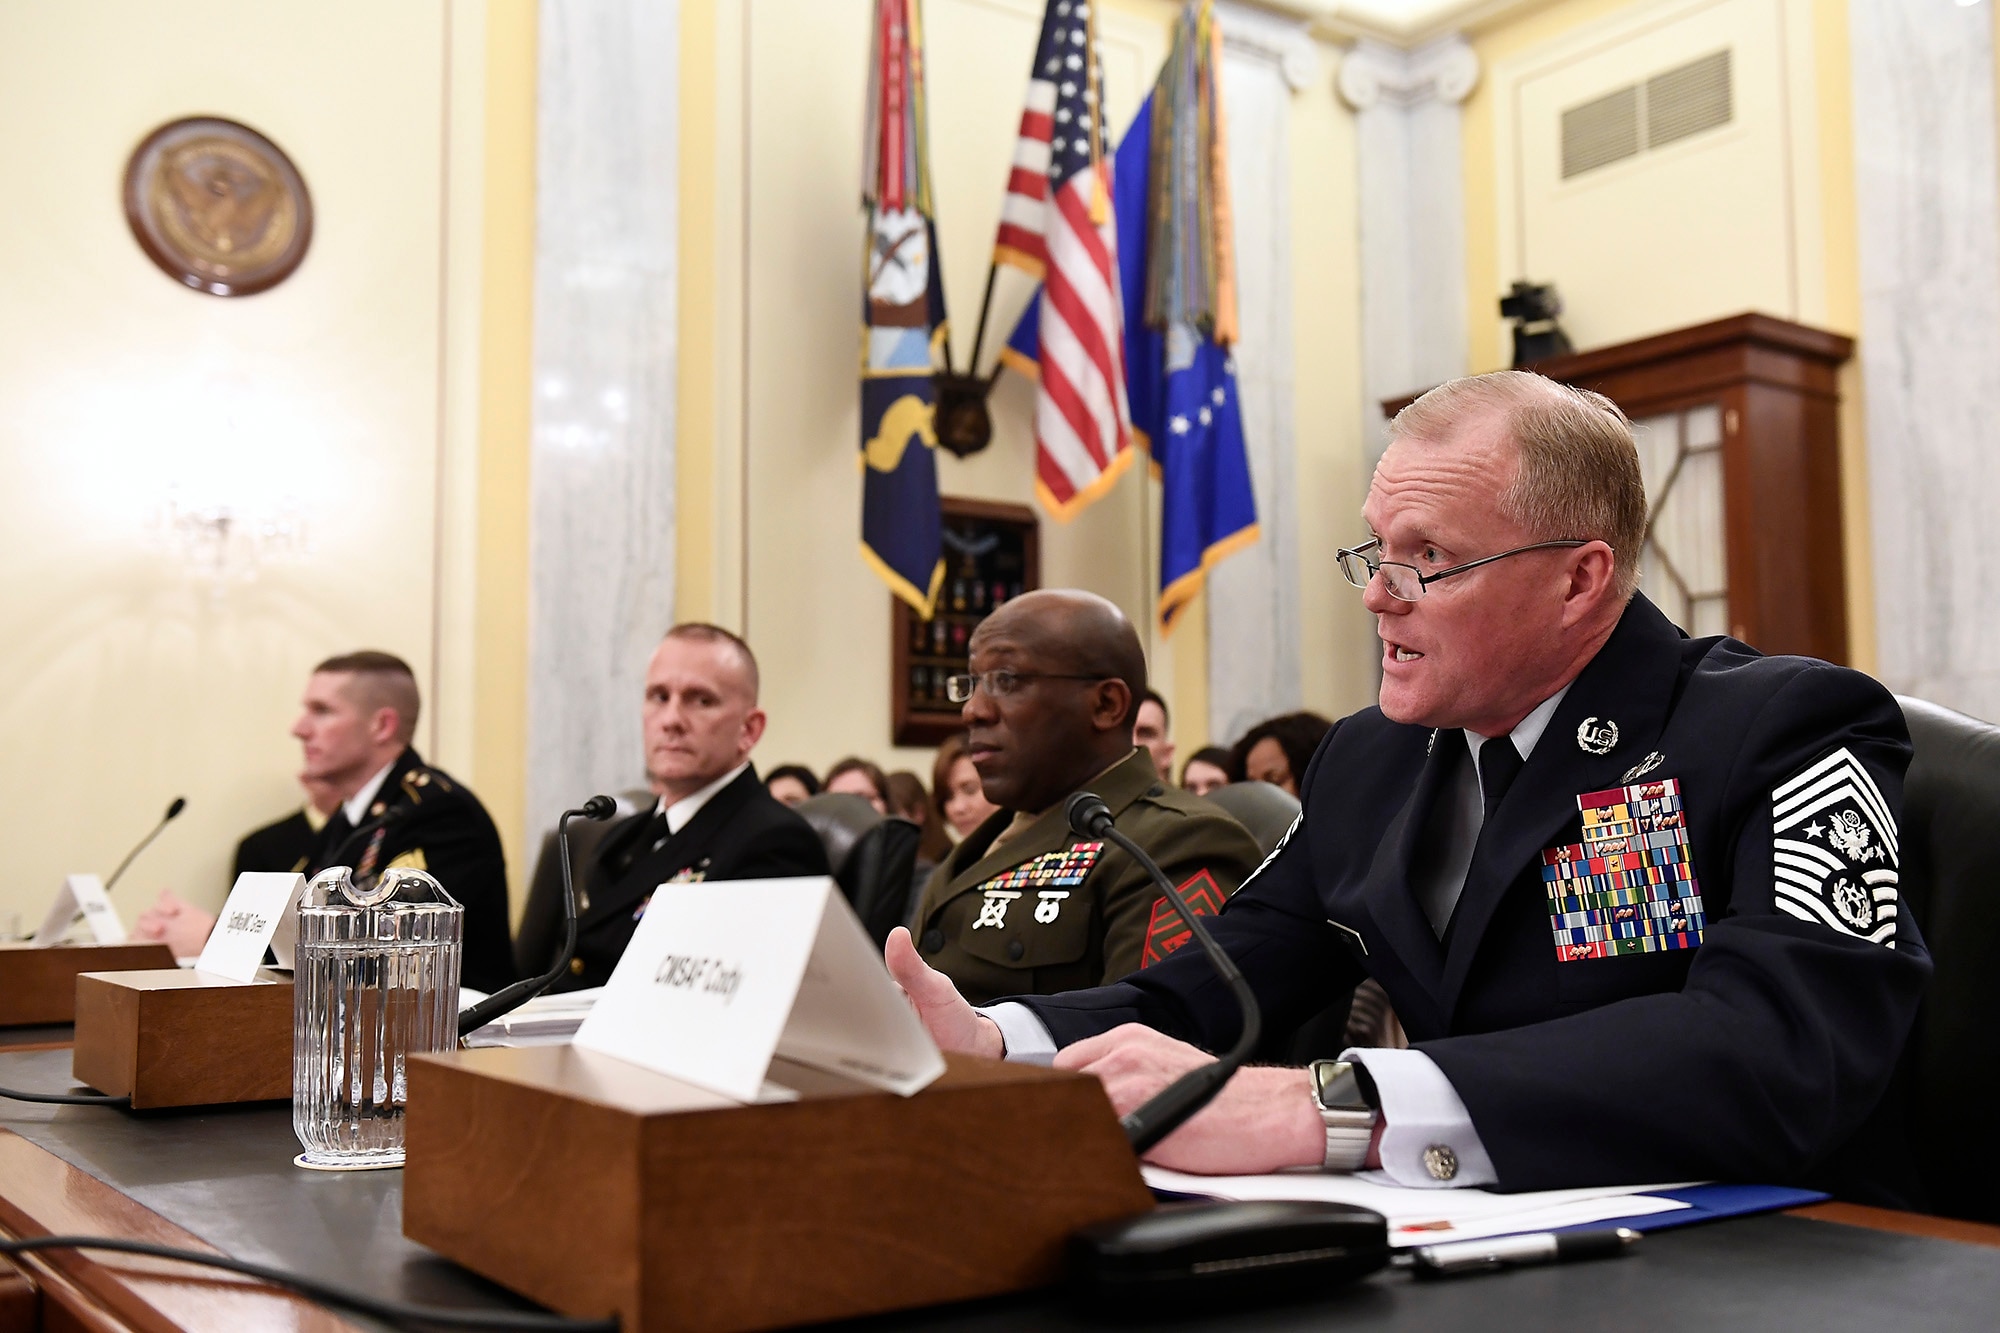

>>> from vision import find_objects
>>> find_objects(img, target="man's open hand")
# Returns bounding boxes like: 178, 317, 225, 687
133, 889, 217, 960
1054, 1024, 1325, 1175
883, 927, 1004, 1059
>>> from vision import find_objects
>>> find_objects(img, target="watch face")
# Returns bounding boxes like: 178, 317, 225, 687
1313, 1060, 1371, 1113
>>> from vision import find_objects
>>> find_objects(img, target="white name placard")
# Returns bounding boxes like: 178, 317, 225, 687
575, 876, 944, 1103
31, 874, 126, 947
195, 873, 307, 982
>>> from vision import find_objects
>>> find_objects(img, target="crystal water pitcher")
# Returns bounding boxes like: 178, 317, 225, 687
292, 866, 462, 1169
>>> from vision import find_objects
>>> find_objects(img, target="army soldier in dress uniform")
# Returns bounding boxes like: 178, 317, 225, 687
890, 372, 1931, 1206
135, 652, 518, 993
902, 590, 1261, 1007
531, 624, 829, 991
229, 776, 339, 880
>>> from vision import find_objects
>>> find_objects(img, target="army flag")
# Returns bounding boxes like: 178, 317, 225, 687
1000, 2, 1258, 632
860, 0, 946, 616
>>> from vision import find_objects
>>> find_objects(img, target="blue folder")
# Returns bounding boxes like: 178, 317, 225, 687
1558, 1183, 1830, 1234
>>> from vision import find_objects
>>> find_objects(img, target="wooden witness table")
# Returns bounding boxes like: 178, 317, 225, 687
0, 1045, 1997, 1332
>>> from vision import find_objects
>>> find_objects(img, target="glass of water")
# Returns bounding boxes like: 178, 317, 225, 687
293, 865, 462, 1170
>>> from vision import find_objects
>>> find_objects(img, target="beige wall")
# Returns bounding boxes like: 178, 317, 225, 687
0, 0, 495, 930
1463, 0, 1875, 672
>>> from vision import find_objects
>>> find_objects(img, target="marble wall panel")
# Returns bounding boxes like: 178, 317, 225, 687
524, 0, 680, 846
1339, 36, 1476, 464
1849, 0, 2000, 721
1207, 22, 1308, 747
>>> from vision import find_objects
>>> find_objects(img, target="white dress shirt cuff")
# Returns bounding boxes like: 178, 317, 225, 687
1341, 1046, 1497, 1189
980, 1002, 1057, 1065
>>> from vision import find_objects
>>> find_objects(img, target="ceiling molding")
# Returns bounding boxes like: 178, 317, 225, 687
1232, 0, 1569, 48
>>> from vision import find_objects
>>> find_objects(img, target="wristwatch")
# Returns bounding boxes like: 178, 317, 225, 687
1308, 1059, 1381, 1172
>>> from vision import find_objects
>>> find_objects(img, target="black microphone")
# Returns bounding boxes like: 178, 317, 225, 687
1065, 791, 1261, 1153
103, 797, 188, 893
457, 795, 618, 1038
1061, 794, 1389, 1310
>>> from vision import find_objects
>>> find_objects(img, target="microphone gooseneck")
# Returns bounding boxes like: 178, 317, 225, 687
1064, 791, 1262, 1155
456, 796, 618, 1038
103, 796, 189, 893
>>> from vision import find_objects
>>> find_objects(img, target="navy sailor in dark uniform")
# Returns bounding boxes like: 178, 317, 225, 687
886, 370, 1930, 1203
531, 623, 829, 991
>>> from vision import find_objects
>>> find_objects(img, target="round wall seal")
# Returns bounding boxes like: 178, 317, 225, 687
123, 116, 312, 297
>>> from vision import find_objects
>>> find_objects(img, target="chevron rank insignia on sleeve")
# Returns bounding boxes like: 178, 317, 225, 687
1771, 746, 1899, 948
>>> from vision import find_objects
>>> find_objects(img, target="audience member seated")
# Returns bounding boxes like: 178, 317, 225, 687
931, 734, 998, 840
1134, 687, 1175, 780
908, 590, 1261, 1005
765, 764, 819, 807
1180, 746, 1232, 796
1229, 710, 1334, 795
135, 651, 517, 992
824, 756, 890, 814
886, 769, 951, 865
532, 623, 829, 991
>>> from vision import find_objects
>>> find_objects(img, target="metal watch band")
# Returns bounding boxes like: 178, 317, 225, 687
1320, 1115, 1376, 1172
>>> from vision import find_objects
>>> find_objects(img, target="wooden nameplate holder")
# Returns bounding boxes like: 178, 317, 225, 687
404, 1046, 1154, 1333
0, 941, 174, 1026
71, 969, 293, 1108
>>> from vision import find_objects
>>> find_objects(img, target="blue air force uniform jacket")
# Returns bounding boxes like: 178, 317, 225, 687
1016, 594, 1932, 1197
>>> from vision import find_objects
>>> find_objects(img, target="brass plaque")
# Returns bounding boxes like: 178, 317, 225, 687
124, 117, 312, 297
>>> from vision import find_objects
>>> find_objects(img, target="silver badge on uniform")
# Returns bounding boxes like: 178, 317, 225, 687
1034, 890, 1069, 924
1576, 717, 1620, 756
1770, 746, 1899, 948
1621, 750, 1664, 782
971, 889, 1021, 930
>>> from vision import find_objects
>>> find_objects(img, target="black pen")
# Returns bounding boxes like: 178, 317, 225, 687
1411, 1227, 1641, 1277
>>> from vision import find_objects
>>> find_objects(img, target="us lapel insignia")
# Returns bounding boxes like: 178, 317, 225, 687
1576, 716, 1620, 756
1621, 751, 1665, 783
1771, 746, 1899, 948
1542, 777, 1705, 962
1141, 869, 1227, 967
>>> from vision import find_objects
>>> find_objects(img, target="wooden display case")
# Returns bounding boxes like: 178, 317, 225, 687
891, 497, 1039, 747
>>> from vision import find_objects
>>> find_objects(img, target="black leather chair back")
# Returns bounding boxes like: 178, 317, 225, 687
1201, 781, 1302, 856
1896, 696, 2000, 1222
795, 793, 923, 948
512, 789, 652, 979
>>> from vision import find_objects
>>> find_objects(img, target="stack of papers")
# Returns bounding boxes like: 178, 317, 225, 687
1141, 1167, 1699, 1247
460, 987, 602, 1047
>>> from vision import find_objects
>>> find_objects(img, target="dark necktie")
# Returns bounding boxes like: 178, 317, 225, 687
1479, 736, 1525, 828
608, 810, 672, 880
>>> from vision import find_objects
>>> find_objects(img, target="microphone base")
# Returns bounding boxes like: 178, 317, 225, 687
403, 1046, 1154, 1333
0, 941, 174, 1027
71, 968, 293, 1108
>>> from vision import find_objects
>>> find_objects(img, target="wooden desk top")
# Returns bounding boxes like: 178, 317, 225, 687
2, 1045, 1998, 1332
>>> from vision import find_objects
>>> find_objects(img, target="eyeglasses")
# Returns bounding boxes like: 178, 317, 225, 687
1335, 538, 1588, 602
944, 670, 1108, 704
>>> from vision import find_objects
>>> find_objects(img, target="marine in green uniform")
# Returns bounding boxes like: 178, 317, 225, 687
907, 590, 1260, 1006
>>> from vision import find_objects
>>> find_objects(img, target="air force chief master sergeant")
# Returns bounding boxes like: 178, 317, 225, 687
888, 370, 1930, 1202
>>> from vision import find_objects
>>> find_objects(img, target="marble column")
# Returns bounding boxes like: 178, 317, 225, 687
524, 0, 680, 847
1338, 35, 1477, 465
1206, 4, 1318, 746
1848, 0, 2000, 721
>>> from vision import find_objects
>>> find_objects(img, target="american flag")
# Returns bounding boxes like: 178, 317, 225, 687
994, 0, 1132, 518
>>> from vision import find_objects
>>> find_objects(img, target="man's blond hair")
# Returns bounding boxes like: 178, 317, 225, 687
1390, 370, 1648, 599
